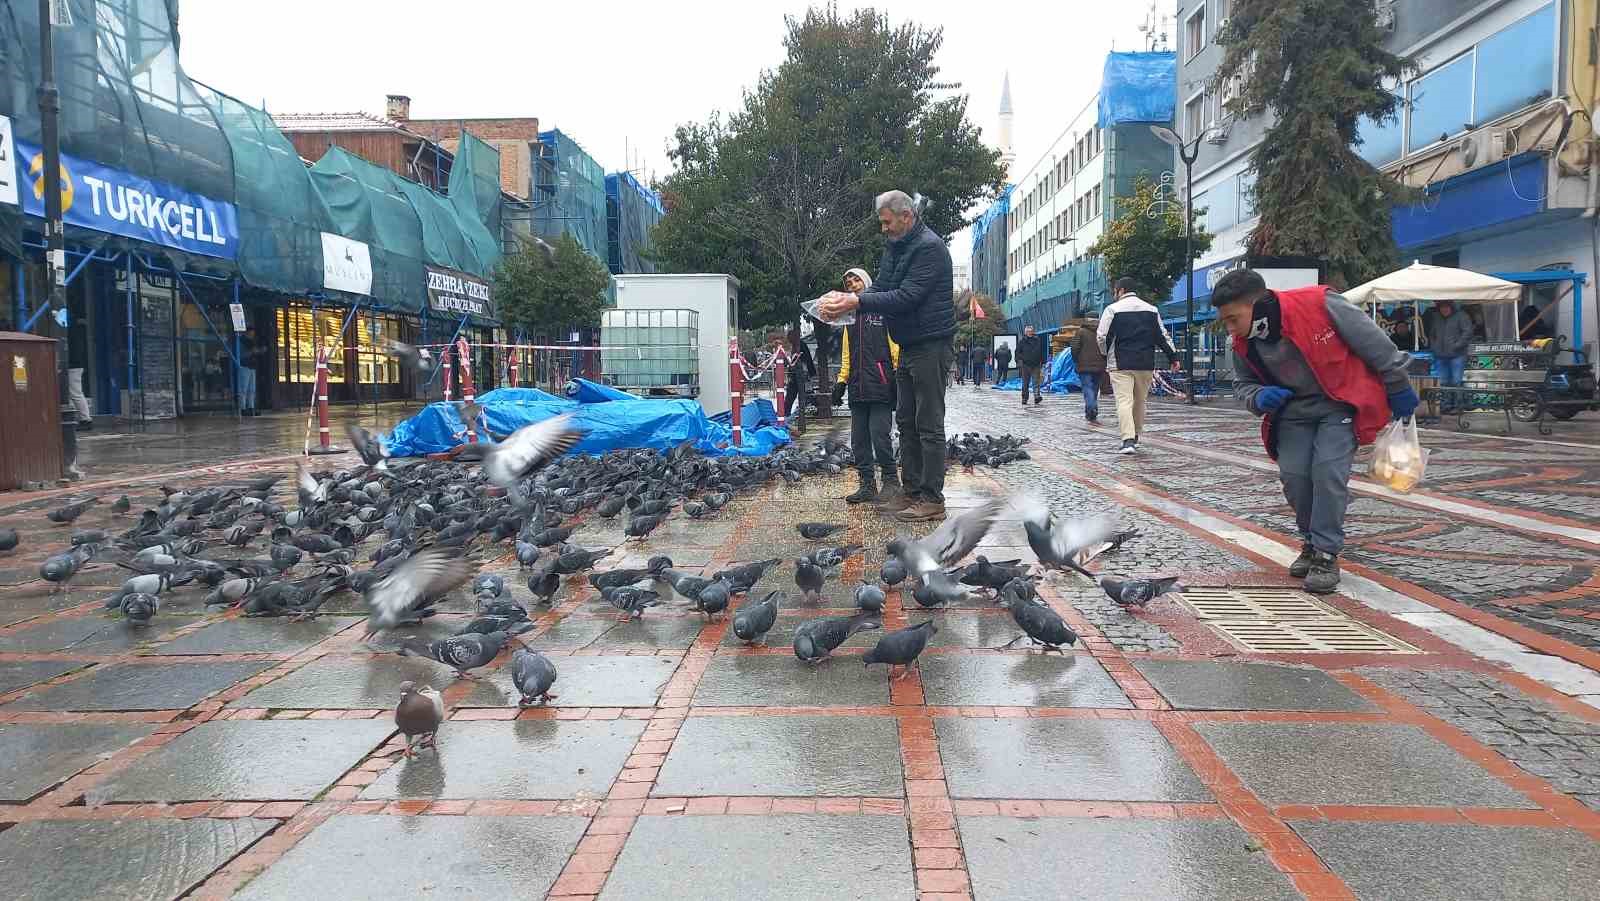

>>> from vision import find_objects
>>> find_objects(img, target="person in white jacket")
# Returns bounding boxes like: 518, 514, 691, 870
1096, 277, 1177, 454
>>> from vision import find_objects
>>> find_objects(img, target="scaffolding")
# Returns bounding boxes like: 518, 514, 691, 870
605, 171, 663, 275
533, 129, 608, 262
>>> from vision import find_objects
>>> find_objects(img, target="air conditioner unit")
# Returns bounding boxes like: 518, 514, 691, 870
1205, 123, 1231, 145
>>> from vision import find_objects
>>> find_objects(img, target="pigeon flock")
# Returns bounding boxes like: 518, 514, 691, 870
8, 361, 1178, 760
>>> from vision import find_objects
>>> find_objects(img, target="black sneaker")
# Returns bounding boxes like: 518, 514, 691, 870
1288, 544, 1316, 578
844, 481, 878, 504
1304, 552, 1341, 594
1118, 439, 1136, 455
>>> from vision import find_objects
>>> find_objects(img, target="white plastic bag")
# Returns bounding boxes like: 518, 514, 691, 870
1371, 416, 1429, 493
801, 296, 855, 327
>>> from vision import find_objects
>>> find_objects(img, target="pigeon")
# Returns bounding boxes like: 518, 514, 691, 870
395, 681, 444, 757
958, 556, 1031, 594
205, 577, 258, 608
0, 527, 18, 552
879, 557, 907, 586
478, 599, 529, 619
386, 339, 438, 375
1015, 494, 1116, 577
363, 548, 476, 638
911, 570, 974, 608
296, 464, 330, 507
589, 567, 658, 593
862, 620, 937, 679
40, 545, 96, 592
515, 541, 541, 568
793, 612, 881, 663
346, 423, 391, 471
481, 416, 585, 487
806, 545, 862, 569
119, 592, 159, 626
555, 546, 611, 575
683, 501, 712, 518
510, 648, 559, 706
399, 630, 513, 678
596, 496, 627, 519
731, 590, 781, 645
527, 558, 561, 605
102, 572, 176, 609
47, 497, 98, 524
998, 578, 1077, 652
853, 582, 886, 614
596, 583, 655, 617
689, 579, 732, 620
624, 513, 667, 540
110, 495, 131, 515
530, 526, 574, 548
885, 498, 1007, 578
797, 522, 846, 541
712, 558, 782, 594
794, 557, 826, 599
455, 616, 534, 637
472, 574, 506, 599
1099, 576, 1181, 608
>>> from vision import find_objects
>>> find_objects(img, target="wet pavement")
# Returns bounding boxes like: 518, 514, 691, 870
0, 392, 1598, 899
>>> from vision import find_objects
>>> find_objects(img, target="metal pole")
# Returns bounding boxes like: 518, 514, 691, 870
232, 280, 243, 420
37, 0, 76, 476
1183, 142, 1197, 406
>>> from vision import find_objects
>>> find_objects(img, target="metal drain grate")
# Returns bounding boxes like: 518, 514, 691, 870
1209, 618, 1418, 654
1179, 587, 1340, 619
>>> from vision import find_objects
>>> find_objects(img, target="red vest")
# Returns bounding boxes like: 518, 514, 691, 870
1232, 285, 1392, 459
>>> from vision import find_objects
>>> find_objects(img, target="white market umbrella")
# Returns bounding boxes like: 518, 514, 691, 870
1344, 261, 1522, 306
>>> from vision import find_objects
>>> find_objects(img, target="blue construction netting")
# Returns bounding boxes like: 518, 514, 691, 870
970, 185, 1013, 254
1097, 51, 1177, 128
605, 172, 664, 275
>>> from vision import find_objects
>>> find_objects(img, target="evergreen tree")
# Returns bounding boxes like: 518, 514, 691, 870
1214, 0, 1417, 287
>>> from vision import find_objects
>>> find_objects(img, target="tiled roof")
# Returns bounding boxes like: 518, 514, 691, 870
271, 111, 415, 134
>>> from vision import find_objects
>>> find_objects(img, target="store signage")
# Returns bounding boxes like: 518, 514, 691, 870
425, 265, 494, 321
13, 139, 238, 260
229, 303, 247, 332
321, 232, 373, 295
0, 115, 17, 208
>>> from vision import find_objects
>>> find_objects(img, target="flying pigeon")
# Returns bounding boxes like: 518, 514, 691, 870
481, 416, 585, 488
386, 339, 438, 375
363, 548, 475, 638
1015, 494, 1116, 577
885, 498, 1007, 578
731, 590, 782, 645
998, 578, 1077, 652
796, 522, 846, 541
1099, 576, 1181, 608
346, 423, 391, 471
510, 648, 559, 706
793, 612, 881, 663
395, 681, 444, 757
863, 620, 937, 680
399, 630, 514, 678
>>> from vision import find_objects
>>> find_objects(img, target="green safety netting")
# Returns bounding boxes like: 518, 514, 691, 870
390, 174, 480, 275
308, 147, 425, 308
448, 133, 504, 269
535, 128, 607, 261
605, 171, 663, 274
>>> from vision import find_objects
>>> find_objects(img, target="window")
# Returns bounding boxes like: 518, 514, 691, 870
1214, 0, 1230, 29
1184, 6, 1206, 60
1205, 175, 1240, 234
1093, 127, 1101, 156
1184, 93, 1206, 141
1237, 170, 1256, 219
1358, 107, 1404, 166
1093, 185, 1102, 217
1475, 4, 1556, 123
1406, 53, 1472, 153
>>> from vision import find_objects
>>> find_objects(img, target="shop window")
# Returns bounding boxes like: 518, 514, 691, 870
1475, 4, 1555, 124
1406, 54, 1473, 153
357, 314, 401, 384
278, 305, 347, 384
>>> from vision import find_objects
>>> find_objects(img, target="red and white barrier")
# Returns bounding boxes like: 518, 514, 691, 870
441, 346, 453, 403
303, 344, 340, 456
456, 335, 477, 443
728, 337, 744, 447
774, 350, 788, 430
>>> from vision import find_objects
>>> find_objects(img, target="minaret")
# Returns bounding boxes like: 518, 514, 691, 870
998, 72, 1015, 172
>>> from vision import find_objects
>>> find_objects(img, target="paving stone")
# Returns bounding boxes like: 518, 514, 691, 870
361, 719, 643, 799
87, 719, 393, 802
0, 817, 276, 901
654, 715, 903, 796
228, 654, 456, 709
5, 660, 273, 711
960, 816, 1299, 901
692, 654, 891, 707
919, 611, 1038, 649
602, 814, 914, 901
151, 615, 359, 654
0, 658, 87, 695
0, 613, 191, 654
522, 614, 617, 650
235, 814, 587, 900
937, 718, 1211, 801
1132, 660, 1379, 712
919, 653, 1132, 708
475, 654, 678, 708
0, 722, 157, 800
1195, 722, 1534, 808
0, 588, 95, 625
719, 613, 884, 649
586, 614, 706, 649
1293, 821, 1600, 901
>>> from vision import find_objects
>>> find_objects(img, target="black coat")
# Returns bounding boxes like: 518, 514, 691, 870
843, 313, 895, 405
859, 222, 955, 348
1015, 334, 1048, 367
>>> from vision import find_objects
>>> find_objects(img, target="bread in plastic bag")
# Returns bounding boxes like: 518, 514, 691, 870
1371, 416, 1429, 493
801, 297, 855, 327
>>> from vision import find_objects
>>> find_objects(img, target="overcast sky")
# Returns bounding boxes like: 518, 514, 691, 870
178, 0, 1164, 252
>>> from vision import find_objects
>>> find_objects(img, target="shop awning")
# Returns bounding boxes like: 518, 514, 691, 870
1344, 261, 1523, 306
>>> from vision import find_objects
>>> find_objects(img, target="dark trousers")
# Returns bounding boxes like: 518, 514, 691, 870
1019, 364, 1042, 399
783, 372, 807, 419
895, 339, 956, 504
1275, 412, 1357, 555
849, 401, 896, 482
995, 363, 1010, 384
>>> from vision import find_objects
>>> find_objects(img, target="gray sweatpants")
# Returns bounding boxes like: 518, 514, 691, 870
1275, 412, 1356, 555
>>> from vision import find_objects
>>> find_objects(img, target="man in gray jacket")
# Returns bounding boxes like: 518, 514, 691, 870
1425, 301, 1474, 411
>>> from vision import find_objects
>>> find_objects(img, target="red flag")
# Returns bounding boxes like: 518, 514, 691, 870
970, 296, 986, 320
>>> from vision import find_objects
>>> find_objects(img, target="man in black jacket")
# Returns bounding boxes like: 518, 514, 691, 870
1015, 325, 1048, 406
820, 190, 955, 522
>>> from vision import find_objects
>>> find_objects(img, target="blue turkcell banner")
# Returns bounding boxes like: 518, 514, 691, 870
13, 140, 239, 260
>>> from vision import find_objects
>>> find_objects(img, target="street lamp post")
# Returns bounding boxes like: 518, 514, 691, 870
37, 0, 78, 476
1151, 125, 1202, 406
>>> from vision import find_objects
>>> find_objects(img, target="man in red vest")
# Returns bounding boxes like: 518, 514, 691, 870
1210, 269, 1419, 593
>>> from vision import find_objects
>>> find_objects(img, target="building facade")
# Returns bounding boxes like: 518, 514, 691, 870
605, 172, 664, 275
969, 185, 1011, 308
1175, 0, 1592, 353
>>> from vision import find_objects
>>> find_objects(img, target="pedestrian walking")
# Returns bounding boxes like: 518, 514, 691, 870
1070, 321, 1106, 424
819, 189, 955, 523
1424, 300, 1473, 412
992, 340, 1012, 385
1211, 269, 1418, 594
834, 267, 901, 505
954, 342, 969, 385
237, 328, 263, 416
1096, 277, 1177, 454
1016, 325, 1048, 406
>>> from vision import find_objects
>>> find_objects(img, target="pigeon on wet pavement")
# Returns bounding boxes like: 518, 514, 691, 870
863, 620, 937, 679
794, 557, 826, 600
555, 546, 612, 575
0, 527, 17, 552
806, 545, 862, 569
395, 681, 444, 757
853, 582, 886, 614
119, 592, 160, 626
879, 557, 907, 587
886, 498, 1007, 578
712, 558, 782, 594
40, 545, 96, 592
998, 578, 1077, 652
110, 495, 131, 515
400, 630, 514, 678
796, 522, 846, 541
1100, 576, 1181, 608
510, 648, 559, 706
455, 615, 534, 637
689, 579, 732, 620
732, 590, 781, 644
602, 585, 661, 620
47, 497, 99, 524
911, 570, 974, 608
793, 612, 881, 663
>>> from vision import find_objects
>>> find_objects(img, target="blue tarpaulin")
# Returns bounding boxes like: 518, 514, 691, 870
386, 389, 788, 458
1097, 51, 1177, 128
990, 350, 1082, 393
565, 378, 639, 404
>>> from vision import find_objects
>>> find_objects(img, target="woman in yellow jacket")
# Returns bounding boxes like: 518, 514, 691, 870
833, 267, 901, 503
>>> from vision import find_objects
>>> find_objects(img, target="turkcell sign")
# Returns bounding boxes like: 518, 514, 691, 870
14, 140, 238, 260
425, 265, 494, 320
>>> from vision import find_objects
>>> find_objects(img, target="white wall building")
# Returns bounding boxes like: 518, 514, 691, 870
1005, 94, 1107, 297
614, 274, 740, 415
